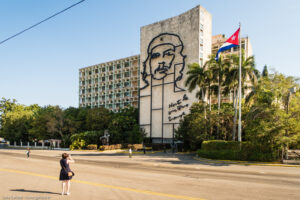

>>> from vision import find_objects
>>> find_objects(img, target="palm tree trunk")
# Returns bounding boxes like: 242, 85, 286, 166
217, 77, 221, 139
209, 84, 212, 137
232, 88, 238, 141
209, 83, 212, 112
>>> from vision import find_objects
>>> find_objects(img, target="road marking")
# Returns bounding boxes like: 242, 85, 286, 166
0, 168, 205, 200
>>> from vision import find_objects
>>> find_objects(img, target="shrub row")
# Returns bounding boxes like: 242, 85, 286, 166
198, 140, 279, 162
201, 140, 241, 151
87, 144, 97, 150
99, 144, 122, 151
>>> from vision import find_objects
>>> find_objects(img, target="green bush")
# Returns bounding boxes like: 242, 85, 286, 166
201, 140, 241, 151
87, 144, 97, 150
197, 140, 279, 162
70, 131, 102, 146
70, 139, 87, 150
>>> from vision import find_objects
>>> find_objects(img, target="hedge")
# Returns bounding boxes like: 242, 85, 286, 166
201, 140, 242, 151
198, 140, 279, 162
87, 144, 97, 150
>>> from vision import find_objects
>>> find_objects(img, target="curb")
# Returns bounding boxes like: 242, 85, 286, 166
193, 156, 300, 168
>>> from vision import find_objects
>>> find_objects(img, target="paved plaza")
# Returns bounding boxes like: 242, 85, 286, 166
0, 149, 300, 200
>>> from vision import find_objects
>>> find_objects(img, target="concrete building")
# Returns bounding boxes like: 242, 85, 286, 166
79, 55, 139, 112
78, 5, 255, 144
139, 6, 212, 143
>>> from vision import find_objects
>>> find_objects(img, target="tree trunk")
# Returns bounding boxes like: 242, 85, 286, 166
217, 76, 221, 139
232, 88, 238, 141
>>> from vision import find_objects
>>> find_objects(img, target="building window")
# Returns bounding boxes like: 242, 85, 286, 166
81, 90, 85, 94
109, 75, 113, 80
124, 82, 130, 87
95, 69, 98, 73
102, 68, 105, 72
102, 96, 105, 100
124, 72, 130, 77
89, 71, 92, 75
109, 66, 113, 71
82, 81, 85, 85
116, 93, 121, 98
125, 62, 130, 67
102, 86, 105, 91
102, 77, 105, 81
124, 92, 130, 97
200, 24, 204, 30
109, 85, 113, 90
241, 43, 245, 49
117, 64, 121, 69
116, 74, 121, 79
109, 94, 113, 99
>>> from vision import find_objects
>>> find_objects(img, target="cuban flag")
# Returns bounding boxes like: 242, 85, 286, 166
215, 28, 240, 61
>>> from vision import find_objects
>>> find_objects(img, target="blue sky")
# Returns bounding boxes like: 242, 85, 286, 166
0, 0, 299, 108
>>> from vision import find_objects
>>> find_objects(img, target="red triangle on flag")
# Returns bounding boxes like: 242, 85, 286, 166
226, 28, 240, 45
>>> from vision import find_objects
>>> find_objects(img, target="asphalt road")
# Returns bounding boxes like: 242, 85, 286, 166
0, 150, 300, 200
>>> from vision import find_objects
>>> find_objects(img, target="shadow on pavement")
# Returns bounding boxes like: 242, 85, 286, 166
10, 189, 61, 195
70, 152, 231, 166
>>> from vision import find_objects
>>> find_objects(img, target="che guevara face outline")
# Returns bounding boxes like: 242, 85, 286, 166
140, 33, 186, 91
149, 43, 175, 80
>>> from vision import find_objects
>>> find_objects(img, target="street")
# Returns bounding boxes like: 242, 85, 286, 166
0, 149, 299, 200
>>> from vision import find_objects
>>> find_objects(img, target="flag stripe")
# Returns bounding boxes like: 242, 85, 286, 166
215, 43, 237, 61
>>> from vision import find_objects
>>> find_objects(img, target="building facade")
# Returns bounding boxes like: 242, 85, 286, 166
139, 6, 212, 143
78, 5, 254, 144
79, 55, 139, 112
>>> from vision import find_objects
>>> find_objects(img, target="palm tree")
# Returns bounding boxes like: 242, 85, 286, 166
202, 58, 215, 111
224, 53, 259, 140
185, 63, 207, 106
207, 56, 229, 138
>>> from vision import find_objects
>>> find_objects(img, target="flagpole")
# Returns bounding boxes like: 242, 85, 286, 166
238, 22, 242, 142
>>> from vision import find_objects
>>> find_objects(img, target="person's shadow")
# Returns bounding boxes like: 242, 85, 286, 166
10, 189, 61, 195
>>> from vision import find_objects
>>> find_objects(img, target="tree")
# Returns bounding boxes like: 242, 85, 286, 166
1, 102, 38, 142
262, 65, 269, 77
244, 72, 300, 158
224, 54, 259, 140
86, 107, 112, 131
108, 107, 144, 144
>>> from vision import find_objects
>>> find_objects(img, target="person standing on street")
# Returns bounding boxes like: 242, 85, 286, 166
59, 153, 75, 195
26, 148, 30, 158
129, 147, 132, 158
